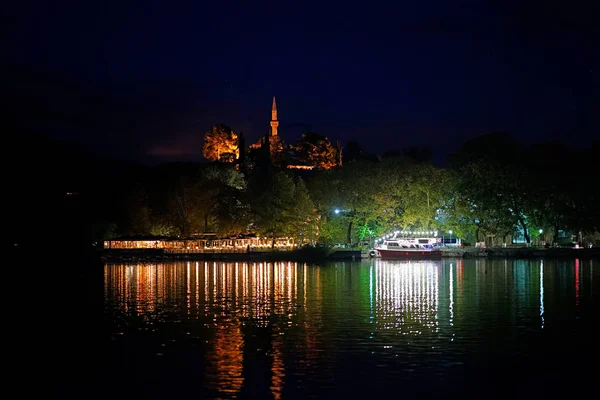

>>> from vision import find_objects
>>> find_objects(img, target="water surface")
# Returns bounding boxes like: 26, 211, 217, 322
53, 258, 599, 399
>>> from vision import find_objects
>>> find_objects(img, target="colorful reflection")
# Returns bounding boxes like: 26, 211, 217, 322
105, 261, 308, 399
540, 260, 545, 329
205, 324, 244, 396
103, 258, 596, 398
575, 258, 580, 306
370, 259, 441, 335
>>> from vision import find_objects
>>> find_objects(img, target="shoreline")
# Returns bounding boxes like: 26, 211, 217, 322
446, 246, 599, 259
98, 247, 600, 262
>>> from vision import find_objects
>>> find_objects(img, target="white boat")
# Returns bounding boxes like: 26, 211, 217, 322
374, 236, 443, 259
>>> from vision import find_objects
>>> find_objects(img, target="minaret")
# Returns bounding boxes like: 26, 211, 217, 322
270, 96, 279, 136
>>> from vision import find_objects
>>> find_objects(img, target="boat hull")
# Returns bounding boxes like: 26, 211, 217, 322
376, 249, 443, 259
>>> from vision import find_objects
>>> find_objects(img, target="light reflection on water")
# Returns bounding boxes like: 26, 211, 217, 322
103, 258, 597, 399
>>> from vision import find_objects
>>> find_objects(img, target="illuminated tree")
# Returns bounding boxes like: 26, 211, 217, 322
291, 132, 338, 170
202, 124, 239, 162
307, 158, 385, 245
307, 156, 450, 245
393, 162, 447, 230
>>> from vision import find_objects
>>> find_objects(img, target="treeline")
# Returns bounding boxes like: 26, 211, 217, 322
111, 133, 599, 247
11, 131, 599, 249
203, 124, 342, 169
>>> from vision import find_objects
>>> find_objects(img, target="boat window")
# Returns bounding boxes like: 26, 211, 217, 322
418, 239, 429, 244
388, 242, 399, 247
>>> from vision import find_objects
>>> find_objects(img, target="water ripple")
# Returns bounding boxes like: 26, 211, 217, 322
100, 258, 599, 399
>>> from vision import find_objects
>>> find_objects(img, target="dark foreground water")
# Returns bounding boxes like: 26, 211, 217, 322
45, 258, 598, 399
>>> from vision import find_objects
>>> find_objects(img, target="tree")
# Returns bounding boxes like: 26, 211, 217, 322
307, 158, 388, 245
202, 124, 239, 162
343, 140, 378, 163
124, 183, 152, 235
289, 177, 317, 244
198, 164, 249, 234
394, 163, 447, 230
149, 216, 177, 236
250, 171, 316, 244
214, 187, 252, 236
291, 132, 338, 170
154, 163, 249, 236
437, 179, 479, 243
246, 132, 287, 170
448, 133, 533, 245
305, 168, 348, 244
453, 160, 521, 244
167, 176, 204, 236
525, 142, 600, 245
269, 134, 287, 167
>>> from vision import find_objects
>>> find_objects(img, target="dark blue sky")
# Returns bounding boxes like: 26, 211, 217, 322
4, 0, 598, 165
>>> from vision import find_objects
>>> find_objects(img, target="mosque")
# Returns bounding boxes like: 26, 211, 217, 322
249, 97, 340, 170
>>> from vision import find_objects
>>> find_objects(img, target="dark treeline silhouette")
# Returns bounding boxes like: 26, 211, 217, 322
9, 130, 600, 250
447, 133, 599, 246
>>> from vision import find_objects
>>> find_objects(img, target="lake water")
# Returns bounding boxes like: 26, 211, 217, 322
49, 258, 598, 399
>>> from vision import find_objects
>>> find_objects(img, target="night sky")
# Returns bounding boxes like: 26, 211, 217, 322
4, 1, 598, 165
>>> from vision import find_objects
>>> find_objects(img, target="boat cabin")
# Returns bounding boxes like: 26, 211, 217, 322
379, 237, 441, 250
